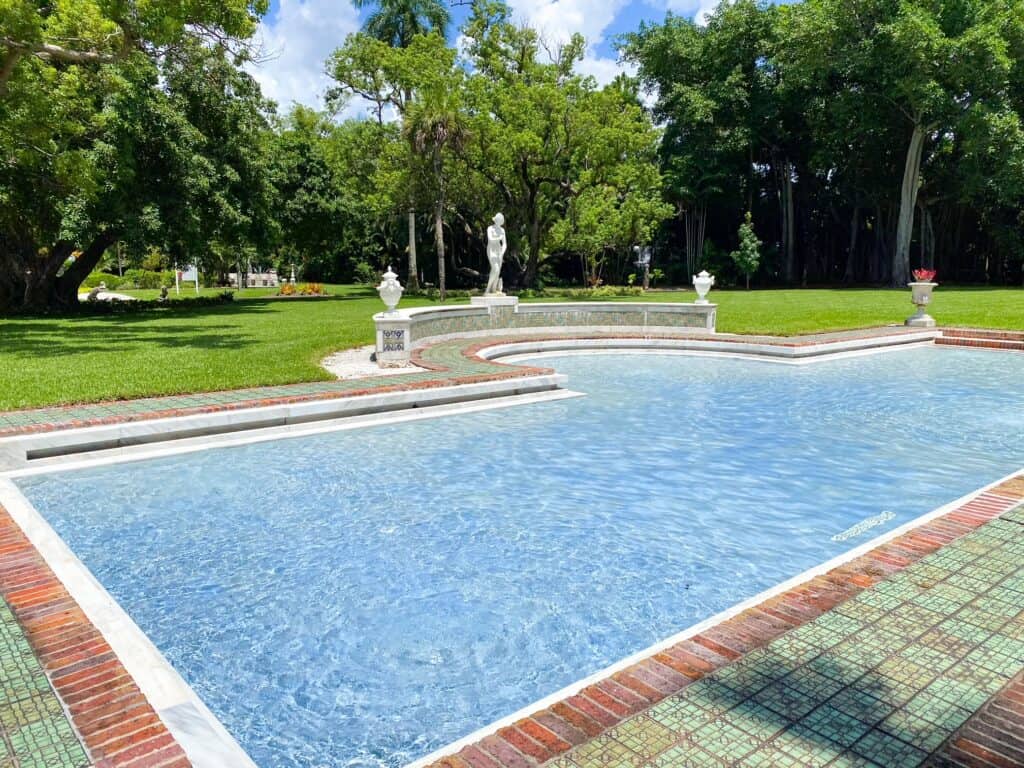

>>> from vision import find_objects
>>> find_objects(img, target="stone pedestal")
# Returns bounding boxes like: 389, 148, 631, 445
374, 314, 412, 367
905, 282, 938, 328
470, 295, 520, 309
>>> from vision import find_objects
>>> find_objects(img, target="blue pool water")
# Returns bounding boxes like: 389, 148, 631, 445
17, 348, 1024, 768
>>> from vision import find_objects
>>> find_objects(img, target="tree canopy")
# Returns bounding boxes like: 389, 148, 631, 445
1, 0, 1022, 314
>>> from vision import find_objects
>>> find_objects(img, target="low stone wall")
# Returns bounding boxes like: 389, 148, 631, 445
374, 297, 717, 367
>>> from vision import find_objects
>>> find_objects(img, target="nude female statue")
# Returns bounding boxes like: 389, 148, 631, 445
485, 213, 507, 295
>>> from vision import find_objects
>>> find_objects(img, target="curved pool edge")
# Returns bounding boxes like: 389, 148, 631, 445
0, 327, 941, 472
407, 466, 1024, 768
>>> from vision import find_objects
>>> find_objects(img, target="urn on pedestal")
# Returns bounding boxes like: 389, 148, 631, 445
906, 269, 938, 328
693, 271, 716, 305
377, 266, 404, 314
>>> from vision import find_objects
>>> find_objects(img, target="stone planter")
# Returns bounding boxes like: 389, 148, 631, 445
906, 281, 938, 328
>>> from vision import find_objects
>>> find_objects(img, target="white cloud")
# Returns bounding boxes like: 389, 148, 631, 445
665, 0, 721, 24
504, 0, 634, 86
507, 0, 631, 46
246, 0, 361, 111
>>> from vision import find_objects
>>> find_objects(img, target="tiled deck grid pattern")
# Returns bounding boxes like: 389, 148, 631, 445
0, 597, 89, 767
0, 326, 938, 437
430, 481, 1024, 768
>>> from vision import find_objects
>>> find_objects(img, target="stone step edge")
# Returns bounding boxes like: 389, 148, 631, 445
941, 328, 1024, 342
936, 337, 1024, 350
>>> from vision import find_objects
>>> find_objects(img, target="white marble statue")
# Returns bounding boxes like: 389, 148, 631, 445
485, 213, 507, 295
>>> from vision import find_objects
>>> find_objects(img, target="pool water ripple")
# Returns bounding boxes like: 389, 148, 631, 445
16, 347, 1024, 768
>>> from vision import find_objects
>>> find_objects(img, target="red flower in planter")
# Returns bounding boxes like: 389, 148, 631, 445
913, 269, 937, 282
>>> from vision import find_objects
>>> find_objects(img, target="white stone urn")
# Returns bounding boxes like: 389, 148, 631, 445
377, 266, 404, 314
693, 271, 716, 305
906, 281, 938, 328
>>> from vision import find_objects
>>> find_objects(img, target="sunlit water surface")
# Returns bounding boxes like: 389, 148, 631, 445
17, 348, 1024, 768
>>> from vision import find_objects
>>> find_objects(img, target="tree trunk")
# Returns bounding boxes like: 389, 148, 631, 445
3, 231, 116, 313
682, 204, 706, 277
921, 205, 935, 271
433, 151, 446, 302
407, 210, 419, 290
523, 186, 542, 287
893, 124, 926, 287
780, 161, 796, 283
844, 206, 860, 283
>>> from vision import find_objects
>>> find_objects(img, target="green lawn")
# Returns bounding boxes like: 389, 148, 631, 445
1, 286, 1021, 411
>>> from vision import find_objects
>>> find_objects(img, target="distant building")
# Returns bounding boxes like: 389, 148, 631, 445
228, 270, 280, 288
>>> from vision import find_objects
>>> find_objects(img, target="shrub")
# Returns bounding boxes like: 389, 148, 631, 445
123, 269, 169, 289
279, 283, 296, 296
564, 286, 644, 299
81, 272, 124, 290
353, 261, 378, 285
74, 292, 234, 315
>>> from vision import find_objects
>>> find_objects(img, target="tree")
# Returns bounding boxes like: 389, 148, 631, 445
0, 0, 269, 313
623, 2, 783, 280
730, 212, 762, 289
352, 0, 450, 49
405, 67, 468, 301
345, 0, 451, 291
458, 2, 670, 288
548, 79, 672, 286
779, 0, 1024, 286
0, 0, 265, 97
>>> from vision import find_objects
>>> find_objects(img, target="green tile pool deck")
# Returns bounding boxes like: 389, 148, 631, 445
0, 597, 89, 768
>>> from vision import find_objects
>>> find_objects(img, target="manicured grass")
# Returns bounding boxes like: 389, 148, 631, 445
1, 286, 1021, 410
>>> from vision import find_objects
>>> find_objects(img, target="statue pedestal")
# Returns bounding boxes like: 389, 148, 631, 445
471, 295, 519, 309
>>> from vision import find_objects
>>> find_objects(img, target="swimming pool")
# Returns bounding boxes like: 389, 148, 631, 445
15, 347, 1024, 767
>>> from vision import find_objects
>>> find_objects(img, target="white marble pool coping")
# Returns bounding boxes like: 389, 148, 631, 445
479, 328, 940, 365
0, 372, 569, 471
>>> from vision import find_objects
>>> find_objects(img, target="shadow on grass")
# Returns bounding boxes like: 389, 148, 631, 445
0, 301, 281, 357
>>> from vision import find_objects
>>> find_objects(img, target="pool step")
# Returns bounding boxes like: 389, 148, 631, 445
942, 328, 1024, 342
938, 329, 1024, 351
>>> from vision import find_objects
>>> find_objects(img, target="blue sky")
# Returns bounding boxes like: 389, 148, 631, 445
248, 0, 723, 111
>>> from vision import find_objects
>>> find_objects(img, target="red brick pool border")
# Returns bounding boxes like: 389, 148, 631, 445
0, 506, 191, 768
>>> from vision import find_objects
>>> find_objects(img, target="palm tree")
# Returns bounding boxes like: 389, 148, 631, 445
405, 86, 467, 302
354, 0, 451, 292
353, 0, 451, 50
